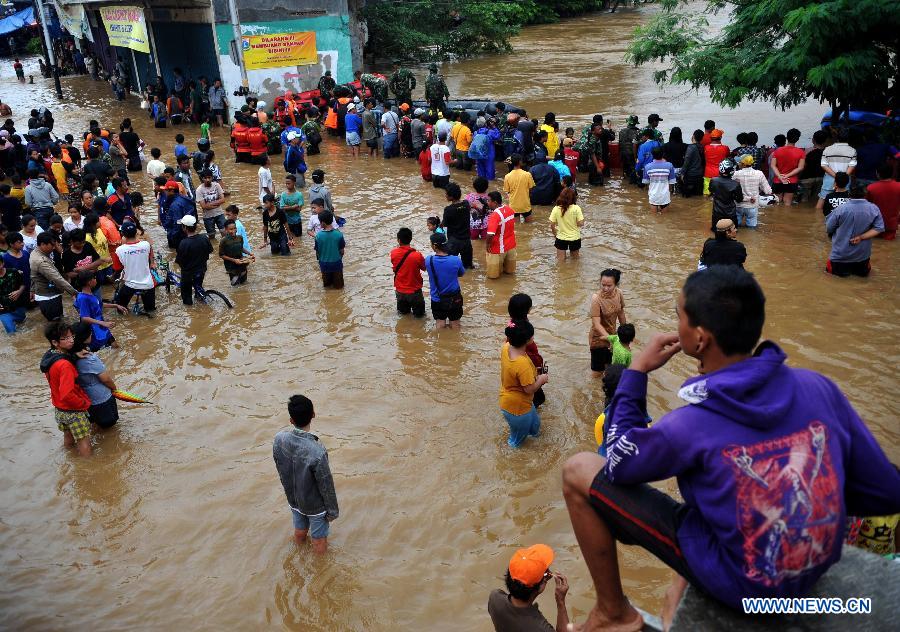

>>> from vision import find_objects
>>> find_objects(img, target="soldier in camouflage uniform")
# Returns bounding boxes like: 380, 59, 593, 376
389, 60, 416, 108
618, 115, 641, 184
317, 70, 336, 100
360, 73, 389, 105
424, 63, 449, 114
643, 113, 665, 143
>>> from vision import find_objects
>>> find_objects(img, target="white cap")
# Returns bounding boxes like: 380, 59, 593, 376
353, 96, 360, 103
178, 215, 197, 227
347, 104, 356, 111
256, 100, 267, 110
286, 131, 298, 141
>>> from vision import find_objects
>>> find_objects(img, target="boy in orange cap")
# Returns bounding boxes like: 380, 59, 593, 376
487, 544, 570, 631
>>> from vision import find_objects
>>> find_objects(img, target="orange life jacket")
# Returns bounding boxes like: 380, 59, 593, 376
247, 127, 268, 156
231, 124, 251, 153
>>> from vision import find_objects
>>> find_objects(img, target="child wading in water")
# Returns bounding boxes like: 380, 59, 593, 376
273, 395, 339, 555
40, 321, 93, 456
219, 219, 254, 285
261, 194, 292, 256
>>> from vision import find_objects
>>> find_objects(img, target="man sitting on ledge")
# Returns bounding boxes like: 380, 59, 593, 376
562, 265, 900, 631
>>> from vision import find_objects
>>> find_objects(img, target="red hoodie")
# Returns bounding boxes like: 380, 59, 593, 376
42, 352, 90, 411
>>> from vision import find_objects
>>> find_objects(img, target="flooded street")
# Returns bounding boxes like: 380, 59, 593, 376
1, 7, 897, 630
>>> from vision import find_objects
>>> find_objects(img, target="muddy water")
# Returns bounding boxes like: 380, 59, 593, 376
1, 8, 897, 630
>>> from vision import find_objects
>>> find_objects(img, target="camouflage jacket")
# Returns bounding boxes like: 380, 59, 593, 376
618, 126, 641, 156
360, 74, 388, 102
425, 73, 449, 101
641, 126, 664, 144
317, 75, 336, 98
389, 69, 416, 96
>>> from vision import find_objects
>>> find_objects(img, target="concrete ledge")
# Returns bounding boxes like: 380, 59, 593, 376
670, 546, 899, 631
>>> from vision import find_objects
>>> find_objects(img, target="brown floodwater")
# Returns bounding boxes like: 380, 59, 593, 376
1, 8, 897, 630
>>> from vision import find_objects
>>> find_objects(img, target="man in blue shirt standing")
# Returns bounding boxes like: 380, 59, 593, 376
825, 184, 885, 277
424, 232, 465, 329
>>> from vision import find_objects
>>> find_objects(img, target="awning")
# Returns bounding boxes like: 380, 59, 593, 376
0, 6, 35, 36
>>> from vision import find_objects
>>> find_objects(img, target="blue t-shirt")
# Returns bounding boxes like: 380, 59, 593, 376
280, 190, 304, 225
425, 254, 465, 301
76, 353, 113, 405
314, 229, 345, 271
345, 113, 362, 135
174, 143, 188, 158
74, 292, 111, 346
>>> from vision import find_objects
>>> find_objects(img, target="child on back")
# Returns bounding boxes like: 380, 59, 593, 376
174, 133, 188, 159
604, 323, 635, 367
508, 293, 545, 407
465, 176, 490, 240
426, 216, 445, 237
73, 270, 124, 350
224, 205, 251, 253
39, 320, 93, 456
272, 395, 339, 555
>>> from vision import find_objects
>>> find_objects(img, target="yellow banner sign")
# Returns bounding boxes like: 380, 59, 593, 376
100, 6, 150, 54
241, 32, 317, 70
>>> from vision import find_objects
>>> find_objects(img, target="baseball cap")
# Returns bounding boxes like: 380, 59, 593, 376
399, 103, 410, 112
164, 181, 180, 191
414, 108, 425, 116
353, 96, 360, 104
121, 222, 137, 237
178, 215, 197, 227
738, 154, 754, 167
710, 129, 724, 139
286, 131, 298, 141
347, 103, 356, 111
648, 113, 663, 122
508, 544, 554, 586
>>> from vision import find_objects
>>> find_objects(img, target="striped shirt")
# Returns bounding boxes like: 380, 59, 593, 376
733, 168, 772, 207
821, 142, 857, 175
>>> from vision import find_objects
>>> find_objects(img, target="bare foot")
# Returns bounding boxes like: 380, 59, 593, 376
293, 529, 307, 546
574, 603, 643, 632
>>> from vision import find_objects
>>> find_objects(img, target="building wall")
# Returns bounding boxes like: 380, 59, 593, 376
214, 14, 354, 107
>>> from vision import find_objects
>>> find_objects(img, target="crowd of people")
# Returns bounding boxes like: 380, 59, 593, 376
3, 62, 898, 632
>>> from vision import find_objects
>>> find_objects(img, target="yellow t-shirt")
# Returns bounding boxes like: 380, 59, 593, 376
503, 168, 535, 215
549, 204, 584, 241
51, 162, 68, 194
499, 342, 537, 415
541, 123, 559, 159
85, 229, 111, 269
455, 125, 472, 152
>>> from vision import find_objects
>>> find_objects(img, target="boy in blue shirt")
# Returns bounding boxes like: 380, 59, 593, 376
224, 205, 251, 254
424, 232, 465, 329
174, 133, 188, 159
314, 211, 345, 289
73, 270, 125, 350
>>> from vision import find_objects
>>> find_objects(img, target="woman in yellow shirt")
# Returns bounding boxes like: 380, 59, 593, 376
500, 319, 549, 447
541, 113, 560, 160
83, 212, 114, 283
549, 187, 585, 262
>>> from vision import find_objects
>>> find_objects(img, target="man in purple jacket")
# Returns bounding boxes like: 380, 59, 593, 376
562, 265, 900, 631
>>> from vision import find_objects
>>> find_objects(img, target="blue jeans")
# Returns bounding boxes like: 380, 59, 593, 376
736, 206, 758, 228
501, 405, 540, 447
819, 173, 835, 200
0, 307, 26, 333
291, 509, 329, 539
203, 213, 226, 238
383, 132, 398, 158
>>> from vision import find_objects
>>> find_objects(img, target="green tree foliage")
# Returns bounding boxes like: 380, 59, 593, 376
626, 0, 900, 116
26, 37, 43, 56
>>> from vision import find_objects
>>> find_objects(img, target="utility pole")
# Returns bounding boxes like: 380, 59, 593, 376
34, 0, 63, 98
226, 0, 248, 89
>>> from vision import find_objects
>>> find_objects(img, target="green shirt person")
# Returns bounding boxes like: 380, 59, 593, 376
424, 63, 449, 113
317, 71, 336, 100
360, 73, 389, 104
389, 61, 416, 107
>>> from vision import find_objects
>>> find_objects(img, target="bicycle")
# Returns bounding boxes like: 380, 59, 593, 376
157, 255, 234, 309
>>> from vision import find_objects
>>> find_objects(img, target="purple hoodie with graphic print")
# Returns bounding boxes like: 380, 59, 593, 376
603, 341, 900, 608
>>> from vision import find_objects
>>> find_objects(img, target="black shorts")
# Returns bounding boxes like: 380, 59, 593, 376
590, 347, 612, 372
88, 396, 119, 429
514, 210, 532, 220
772, 182, 798, 194
366, 138, 378, 149
826, 258, 871, 277
396, 290, 426, 317
555, 238, 582, 251
432, 174, 450, 189
431, 292, 463, 322
589, 469, 700, 586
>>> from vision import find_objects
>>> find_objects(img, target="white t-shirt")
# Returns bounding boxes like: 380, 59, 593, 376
430, 144, 451, 177
146, 159, 166, 178
113, 240, 154, 290
22, 226, 44, 253
258, 167, 274, 203
63, 216, 84, 233
307, 213, 325, 235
